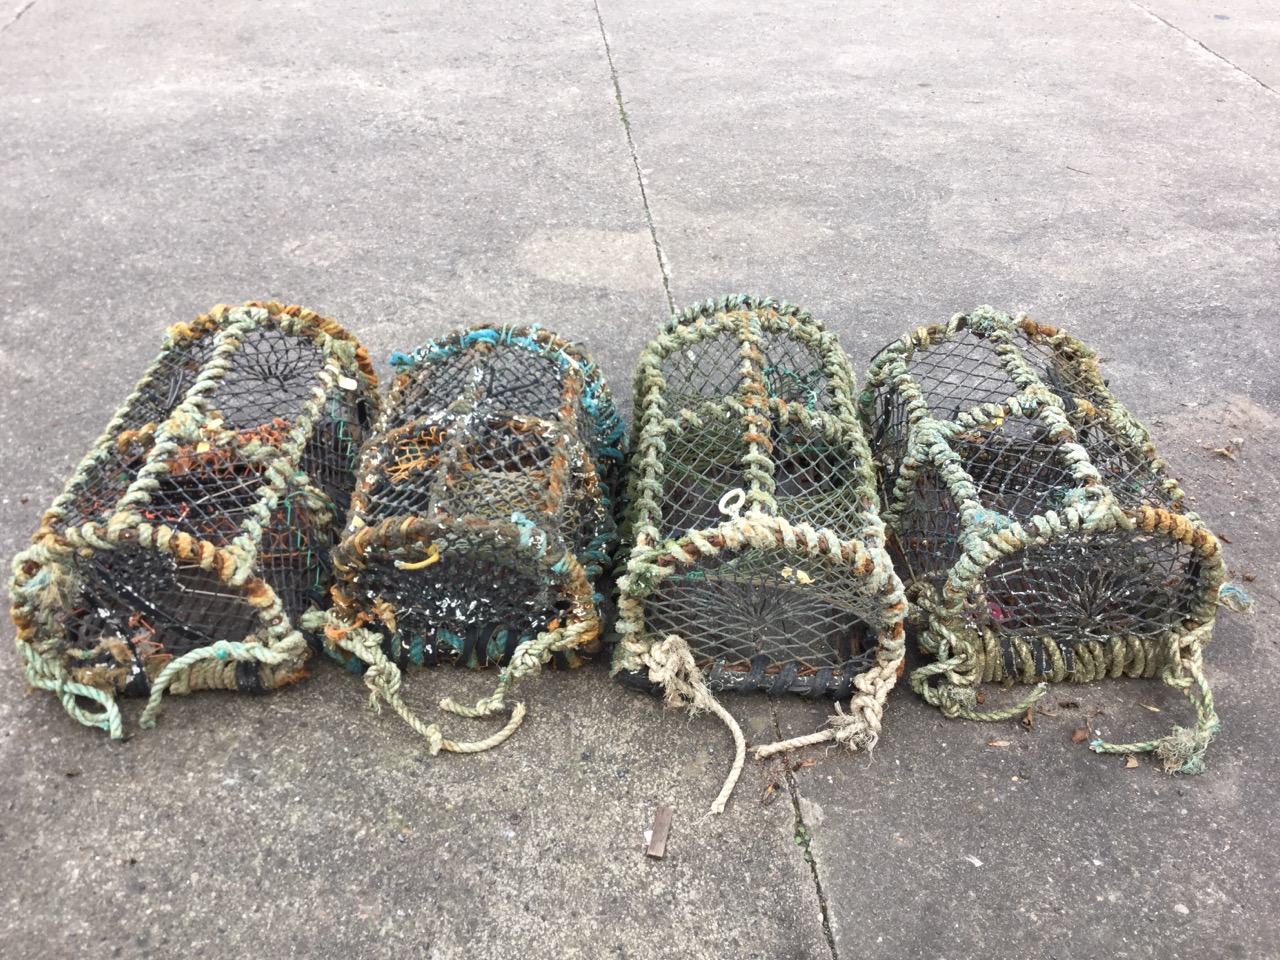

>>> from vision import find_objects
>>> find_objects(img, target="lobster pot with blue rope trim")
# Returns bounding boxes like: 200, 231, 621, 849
326, 325, 624, 677
613, 296, 906, 711
857, 307, 1247, 772
8, 303, 379, 737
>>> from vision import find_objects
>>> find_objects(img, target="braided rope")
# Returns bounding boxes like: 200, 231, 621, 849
754, 622, 906, 758
326, 623, 528, 754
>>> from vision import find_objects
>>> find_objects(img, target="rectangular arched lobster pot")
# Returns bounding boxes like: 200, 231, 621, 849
857, 307, 1244, 772
8, 302, 379, 737
323, 325, 624, 752
612, 296, 906, 812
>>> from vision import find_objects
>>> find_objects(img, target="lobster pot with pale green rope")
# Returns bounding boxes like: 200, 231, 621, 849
8, 302, 380, 738
322, 325, 624, 754
612, 296, 907, 812
858, 307, 1249, 772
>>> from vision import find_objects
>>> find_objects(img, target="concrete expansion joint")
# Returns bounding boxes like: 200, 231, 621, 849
1132, 1, 1276, 94
1, 0, 39, 34
771, 701, 840, 960
593, 0, 676, 314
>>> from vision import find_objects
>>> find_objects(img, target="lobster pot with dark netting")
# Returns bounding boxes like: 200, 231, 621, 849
858, 306, 1249, 772
612, 295, 907, 813
9, 302, 379, 737
323, 325, 624, 754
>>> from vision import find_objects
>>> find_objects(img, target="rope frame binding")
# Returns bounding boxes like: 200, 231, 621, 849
612, 294, 908, 813
322, 323, 625, 755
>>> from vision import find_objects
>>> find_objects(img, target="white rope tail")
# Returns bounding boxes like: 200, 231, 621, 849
645, 634, 746, 815
754, 652, 901, 760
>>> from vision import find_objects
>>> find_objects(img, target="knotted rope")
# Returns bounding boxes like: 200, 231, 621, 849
755, 645, 903, 759
643, 634, 746, 816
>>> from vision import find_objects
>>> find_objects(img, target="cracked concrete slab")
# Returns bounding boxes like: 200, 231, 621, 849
1137, 1, 1280, 91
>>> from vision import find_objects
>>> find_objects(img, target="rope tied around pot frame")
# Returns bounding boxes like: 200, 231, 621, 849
323, 323, 625, 754
613, 294, 908, 813
857, 306, 1252, 773
8, 302, 380, 737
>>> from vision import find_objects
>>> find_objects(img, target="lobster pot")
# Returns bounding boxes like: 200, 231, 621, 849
858, 307, 1236, 770
9, 302, 379, 737
614, 296, 906, 701
328, 325, 624, 673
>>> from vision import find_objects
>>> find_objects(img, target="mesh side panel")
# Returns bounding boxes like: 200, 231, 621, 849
1018, 333, 1112, 407
259, 507, 331, 627
659, 414, 746, 540
904, 328, 1020, 419
761, 332, 833, 413
974, 530, 1202, 646
953, 416, 1080, 520
387, 351, 478, 429
70, 546, 262, 662
301, 390, 368, 509
145, 446, 274, 544
660, 336, 744, 409
890, 466, 964, 583
479, 344, 572, 421
344, 548, 565, 669
436, 421, 566, 530
358, 420, 452, 525
771, 420, 869, 541
644, 548, 880, 676
1070, 412, 1176, 510
212, 327, 325, 430
564, 454, 614, 565
866, 382, 913, 498
58, 336, 215, 529
80, 454, 327, 646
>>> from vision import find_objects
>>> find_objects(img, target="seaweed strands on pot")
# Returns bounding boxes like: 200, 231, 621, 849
857, 307, 1252, 773
323, 324, 624, 754
9, 302, 379, 737
613, 295, 907, 813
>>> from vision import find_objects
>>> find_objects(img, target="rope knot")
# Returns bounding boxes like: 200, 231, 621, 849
362, 657, 402, 713
643, 635, 746, 815
827, 702, 880, 753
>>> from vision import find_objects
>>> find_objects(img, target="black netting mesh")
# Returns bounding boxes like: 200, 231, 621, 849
860, 309, 1216, 653
858, 307, 1235, 770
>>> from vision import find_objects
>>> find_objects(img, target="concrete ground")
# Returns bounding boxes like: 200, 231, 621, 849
1, 1, 1277, 957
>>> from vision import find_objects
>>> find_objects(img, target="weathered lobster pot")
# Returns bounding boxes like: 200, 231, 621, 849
858, 307, 1248, 772
8, 302, 379, 737
612, 295, 907, 810
324, 325, 624, 753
